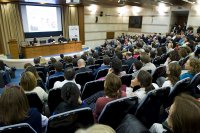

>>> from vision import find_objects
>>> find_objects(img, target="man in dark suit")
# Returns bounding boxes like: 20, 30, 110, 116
124, 52, 138, 70
48, 36, 55, 43
58, 34, 67, 42
75, 59, 92, 74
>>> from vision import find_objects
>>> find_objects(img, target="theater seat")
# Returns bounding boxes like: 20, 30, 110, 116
81, 79, 104, 100
116, 114, 150, 133
98, 96, 138, 129
0, 123, 37, 133
46, 107, 94, 133
46, 76, 64, 90
135, 87, 170, 128
75, 71, 94, 89
48, 88, 63, 115
187, 72, 200, 95
121, 74, 132, 87
26, 93, 43, 113
95, 68, 109, 80
166, 77, 191, 108
152, 66, 166, 83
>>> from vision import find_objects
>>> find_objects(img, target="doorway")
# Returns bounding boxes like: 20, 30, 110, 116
170, 11, 189, 32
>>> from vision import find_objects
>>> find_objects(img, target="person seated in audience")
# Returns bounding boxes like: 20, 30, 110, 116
75, 124, 116, 133
94, 56, 110, 76
180, 57, 200, 80
178, 47, 188, 59
0, 85, 48, 133
94, 73, 126, 119
124, 52, 138, 70
149, 93, 200, 133
25, 66, 46, 91
46, 61, 64, 87
39, 56, 47, 66
130, 70, 159, 102
132, 60, 143, 78
108, 57, 126, 77
140, 53, 156, 74
53, 82, 87, 115
87, 57, 95, 66
53, 67, 81, 90
48, 57, 57, 65
167, 41, 174, 53
81, 54, 88, 61
75, 59, 92, 74
48, 36, 55, 43
164, 50, 181, 65
58, 34, 66, 42
0, 60, 12, 83
33, 57, 41, 67
24, 63, 33, 69
48, 61, 64, 78
59, 54, 64, 63
162, 61, 181, 89
20, 72, 48, 103
63, 56, 73, 64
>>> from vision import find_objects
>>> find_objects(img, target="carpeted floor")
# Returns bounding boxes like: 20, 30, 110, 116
9, 69, 24, 86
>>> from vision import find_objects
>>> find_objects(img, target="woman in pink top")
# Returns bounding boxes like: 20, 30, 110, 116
94, 73, 126, 120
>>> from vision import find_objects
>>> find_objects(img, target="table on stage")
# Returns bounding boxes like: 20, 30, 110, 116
21, 41, 82, 58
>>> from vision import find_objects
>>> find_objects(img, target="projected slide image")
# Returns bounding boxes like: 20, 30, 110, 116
26, 6, 58, 32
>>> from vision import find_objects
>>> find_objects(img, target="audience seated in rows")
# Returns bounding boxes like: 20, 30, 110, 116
53, 67, 81, 90
149, 93, 200, 133
94, 73, 126, 120
53, 82, 88, 115
0, 86, 48, 133
20, 72, 48, 103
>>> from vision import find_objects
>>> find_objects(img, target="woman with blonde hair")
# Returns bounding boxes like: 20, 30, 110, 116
25, 66, 46, 91
180, 57, 200, 80
75, 124, 116, 133
20, 71, 48, 102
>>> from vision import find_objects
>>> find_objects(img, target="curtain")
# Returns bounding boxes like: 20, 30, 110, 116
0, 3, 24, 55
62, 6, 79, 38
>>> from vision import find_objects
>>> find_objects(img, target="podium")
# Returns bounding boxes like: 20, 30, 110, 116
8, 39, 19, 59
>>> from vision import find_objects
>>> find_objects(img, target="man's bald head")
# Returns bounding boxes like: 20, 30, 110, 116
77, 59, 86, 68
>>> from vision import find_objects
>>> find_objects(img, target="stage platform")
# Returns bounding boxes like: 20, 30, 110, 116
0, 47, 89, 69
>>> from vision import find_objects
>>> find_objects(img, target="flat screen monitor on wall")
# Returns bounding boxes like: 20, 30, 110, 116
129, 16, 143, 28
21, 5, 62, 38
